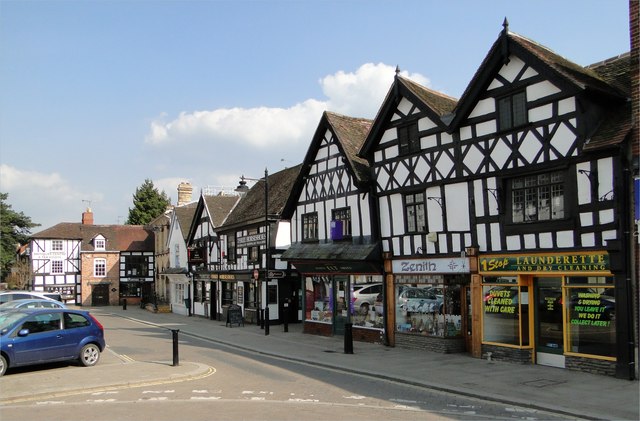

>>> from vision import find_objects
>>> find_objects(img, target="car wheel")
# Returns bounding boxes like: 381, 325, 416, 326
79, 343, 101, 367
360, 302, 370, 314
0, 354, 7, 376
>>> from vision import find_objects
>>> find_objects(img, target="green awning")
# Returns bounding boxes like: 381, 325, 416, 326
281, 242, 382, 274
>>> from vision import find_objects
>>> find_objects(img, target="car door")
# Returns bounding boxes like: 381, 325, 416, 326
11, 312, 65, 365
59, 312, 92, 358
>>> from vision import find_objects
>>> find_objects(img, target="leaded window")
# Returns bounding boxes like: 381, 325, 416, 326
398, 122, 420, 155
332, 207, 352, 238
512, 172, 564, 222
405, 192, 426, 233
498, 91, 527, 131
302, 212, 318, 241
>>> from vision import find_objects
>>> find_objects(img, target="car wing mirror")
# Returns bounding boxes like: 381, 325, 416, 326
18, 328, 30, 337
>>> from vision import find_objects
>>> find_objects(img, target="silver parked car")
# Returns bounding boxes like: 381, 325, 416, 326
398, 287, 444, 314
0, 299, 67, 311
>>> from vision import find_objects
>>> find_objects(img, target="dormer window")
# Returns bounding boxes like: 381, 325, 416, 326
497, 90, 527, 131
94, 236, 106, 251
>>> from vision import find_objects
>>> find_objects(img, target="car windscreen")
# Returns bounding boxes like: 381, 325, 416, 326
0, 312, 28, 333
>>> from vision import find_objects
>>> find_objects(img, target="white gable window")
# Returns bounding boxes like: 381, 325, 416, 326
94, 258, 106, 277
94, 235, 106, 251
497, 90, 527, 131
52, 240, 63, 251
51, 260, 64, 274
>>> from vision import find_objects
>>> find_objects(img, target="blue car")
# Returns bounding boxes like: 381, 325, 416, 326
0, 308, 105, 376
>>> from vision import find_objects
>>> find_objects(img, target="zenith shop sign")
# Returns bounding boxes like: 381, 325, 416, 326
392, 257, 470, 274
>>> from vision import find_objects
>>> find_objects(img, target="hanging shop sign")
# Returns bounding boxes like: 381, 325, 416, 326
392, 257, 470, 274
479, 252, 610, 274
188, 247, 207, 264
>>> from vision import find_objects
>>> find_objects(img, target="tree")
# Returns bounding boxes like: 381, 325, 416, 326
126, 179, 171, 225
0, 193, 39, 282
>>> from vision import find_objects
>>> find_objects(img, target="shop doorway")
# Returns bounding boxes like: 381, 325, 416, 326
534, 277, 564, 368
278, 280, 299, 324
333, 276, 349, 335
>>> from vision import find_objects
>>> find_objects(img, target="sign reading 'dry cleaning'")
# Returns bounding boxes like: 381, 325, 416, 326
479, 252, 609, 274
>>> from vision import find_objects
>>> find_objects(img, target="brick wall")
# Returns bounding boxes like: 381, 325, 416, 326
396, 333, 465, 353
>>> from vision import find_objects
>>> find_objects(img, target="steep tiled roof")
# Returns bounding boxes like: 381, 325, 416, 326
583, 53, 633, 151
584, 103, 633, 151
399, 76, 458, 116
587, 53, 631, 96
510, 33, 627, 98
222, 165, 302, 228
451, 29, 629, 128
204, 195, 241, 227
325, 111, 372, 183
173, 202, 198, 242
31, 224, 154, 252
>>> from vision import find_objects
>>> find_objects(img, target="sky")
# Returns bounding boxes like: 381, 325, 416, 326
0, 0, 631, 231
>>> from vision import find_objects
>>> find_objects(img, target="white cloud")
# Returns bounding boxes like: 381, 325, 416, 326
0, 164, 103, 228
321, 62, 431, 117
145, 63, 431, 147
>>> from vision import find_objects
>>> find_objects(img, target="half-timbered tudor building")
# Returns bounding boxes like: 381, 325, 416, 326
216, 165, 301, 326
185, 192, 240, 319
359, 22, 636, 378
281, 112, 383, 341
30, 208, 155, 306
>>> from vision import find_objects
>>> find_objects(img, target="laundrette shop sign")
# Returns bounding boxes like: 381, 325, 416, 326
479, 252, 609, 274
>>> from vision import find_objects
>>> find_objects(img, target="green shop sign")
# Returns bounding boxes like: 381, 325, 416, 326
479, 252, 610, 274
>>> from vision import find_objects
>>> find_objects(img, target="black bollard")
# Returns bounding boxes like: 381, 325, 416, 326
344, 323, 353, 354
283, 302, 289, 333
264, 307, 270, 336
171, 329, 180, 366
260, 309, 265, 329
123, 299, 127, 310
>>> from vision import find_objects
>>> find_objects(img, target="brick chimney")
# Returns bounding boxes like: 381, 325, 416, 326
177, 182, 193, 206
82, 208, 94, 225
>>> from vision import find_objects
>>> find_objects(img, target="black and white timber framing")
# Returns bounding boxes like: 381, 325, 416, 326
359, 27, 629, 258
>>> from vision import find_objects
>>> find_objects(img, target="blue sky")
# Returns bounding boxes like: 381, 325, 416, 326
0, 0, 631, 230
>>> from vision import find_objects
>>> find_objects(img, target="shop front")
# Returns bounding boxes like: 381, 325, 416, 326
282, 242, 383, 342
199, 272, 257, 323
478, 251, 617, 376
388, 256, 471, 354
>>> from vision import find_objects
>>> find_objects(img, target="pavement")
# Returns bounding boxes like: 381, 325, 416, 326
1, 306, 638, 420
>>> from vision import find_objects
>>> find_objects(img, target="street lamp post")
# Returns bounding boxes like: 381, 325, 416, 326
236, 168, 269, 329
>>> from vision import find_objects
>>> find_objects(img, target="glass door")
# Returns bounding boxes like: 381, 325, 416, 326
333, 276, 349, 335
534, 277, 565, 367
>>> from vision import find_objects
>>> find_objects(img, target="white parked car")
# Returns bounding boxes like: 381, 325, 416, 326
352, 283, 383, 312
0, 291, 62, 304
0, 298, 67, 311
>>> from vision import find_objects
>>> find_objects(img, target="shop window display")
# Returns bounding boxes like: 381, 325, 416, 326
566, 277, 615, 358
482, 284, 520, 345
305, 277, 332, 323
395, 281, 462, 337
351, 278, 384, 329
